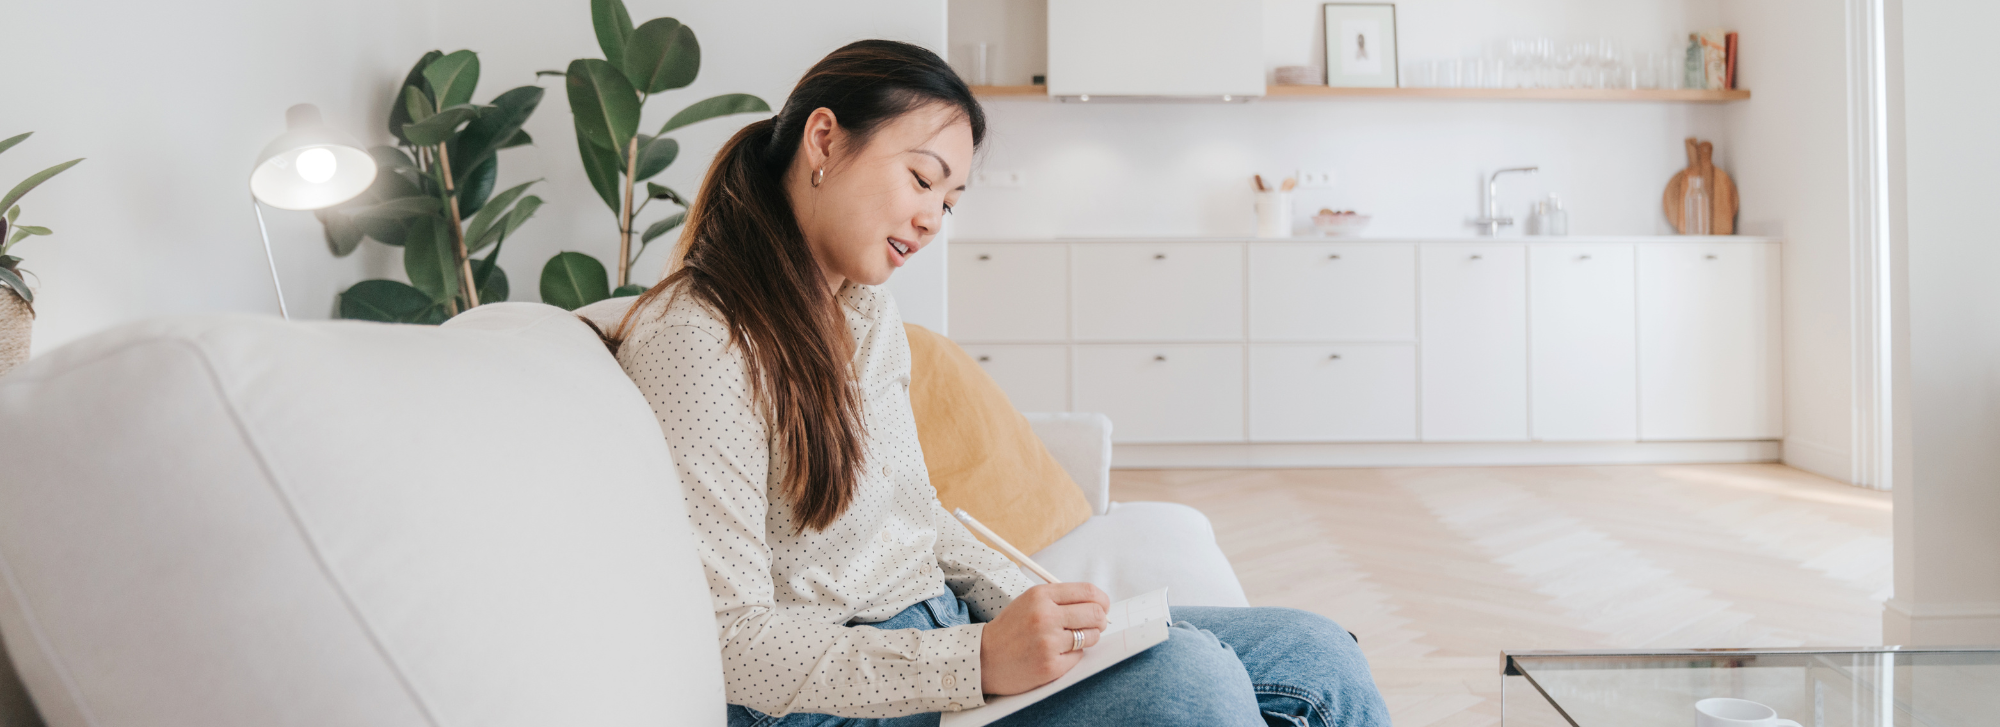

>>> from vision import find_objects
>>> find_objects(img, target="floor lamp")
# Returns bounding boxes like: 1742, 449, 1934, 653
248, 104, 376, 320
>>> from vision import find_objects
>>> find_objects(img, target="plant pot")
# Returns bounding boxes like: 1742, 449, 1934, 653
0, 288, 30, 378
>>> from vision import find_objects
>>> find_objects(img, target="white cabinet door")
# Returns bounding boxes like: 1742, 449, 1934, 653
1420, 244, 1529, 441
959, 345, 1070, 414
949, 243, 1067, 342
1071, 243, 1243, 342
1249, 344, 1417, 441
1248, 243, 1417, 342
1529, 244, 1638, 441
1637, 243, 1783, 440
1073, 344, 1244, 442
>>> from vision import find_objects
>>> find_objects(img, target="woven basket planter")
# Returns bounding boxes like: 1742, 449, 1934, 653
0, 288, 30, 378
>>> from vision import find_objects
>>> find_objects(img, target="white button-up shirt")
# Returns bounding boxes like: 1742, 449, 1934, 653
616, 282, 1033, 718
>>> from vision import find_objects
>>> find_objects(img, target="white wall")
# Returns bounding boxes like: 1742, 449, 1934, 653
2, 0, 434, 353
1, 0, 952, 353
1884, 0, 2000, 645
1719, 1, 1859, 483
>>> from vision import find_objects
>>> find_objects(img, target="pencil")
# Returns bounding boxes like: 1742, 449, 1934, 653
953, 508, 1064, 584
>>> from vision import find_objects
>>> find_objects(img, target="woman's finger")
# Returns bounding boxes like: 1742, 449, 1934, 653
1039, 582, 1111, 609
1058, 601, 1109, 630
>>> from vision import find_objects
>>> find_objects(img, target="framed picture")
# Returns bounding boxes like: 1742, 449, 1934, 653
1323, 3, 1399, 88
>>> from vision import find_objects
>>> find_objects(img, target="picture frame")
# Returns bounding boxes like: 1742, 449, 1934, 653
1323, 3, 1399, 88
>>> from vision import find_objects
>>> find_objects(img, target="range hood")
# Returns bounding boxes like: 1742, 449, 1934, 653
1046, 0, 1264, 102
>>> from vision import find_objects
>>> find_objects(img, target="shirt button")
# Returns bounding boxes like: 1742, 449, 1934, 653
882, 463, 893, 477
943, 674, 957, 689
879, 531, 892, 543
947, 702, 962, 712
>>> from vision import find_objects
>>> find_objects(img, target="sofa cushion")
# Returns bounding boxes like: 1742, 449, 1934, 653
1030, 502, 1251, 608
903, 323, 1093, 556
0, 304, 724, 727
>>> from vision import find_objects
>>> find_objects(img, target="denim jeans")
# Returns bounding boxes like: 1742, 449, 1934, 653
726, 592, 1391, 727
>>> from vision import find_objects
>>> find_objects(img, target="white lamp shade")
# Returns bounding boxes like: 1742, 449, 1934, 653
249, 104, 377, 211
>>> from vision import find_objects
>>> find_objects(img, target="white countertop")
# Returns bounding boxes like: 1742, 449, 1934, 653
954, 235, 1782, 244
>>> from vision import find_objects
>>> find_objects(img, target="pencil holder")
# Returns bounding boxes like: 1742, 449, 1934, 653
1254, 191, 1294, 238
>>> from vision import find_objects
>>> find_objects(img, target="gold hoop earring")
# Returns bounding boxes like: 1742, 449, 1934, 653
811, 167, 824, 187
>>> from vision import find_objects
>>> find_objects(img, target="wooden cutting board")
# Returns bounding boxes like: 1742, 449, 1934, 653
1663, 137, 1739, 234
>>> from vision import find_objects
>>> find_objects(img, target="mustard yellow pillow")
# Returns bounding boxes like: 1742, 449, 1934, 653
904, 323, 1092, 555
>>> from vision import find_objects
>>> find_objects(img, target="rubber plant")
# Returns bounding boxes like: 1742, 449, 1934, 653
0, 133, 84, 314
538, 0, 770, 310
316, 50, 546, 323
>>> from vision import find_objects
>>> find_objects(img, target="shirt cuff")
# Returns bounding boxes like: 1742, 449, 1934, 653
939, 623, 988, 712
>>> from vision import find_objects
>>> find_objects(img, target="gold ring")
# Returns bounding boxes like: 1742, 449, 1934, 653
1070, 628, 1086, 653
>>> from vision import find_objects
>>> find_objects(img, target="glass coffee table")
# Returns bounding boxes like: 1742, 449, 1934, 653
1501, 647, 2000, 726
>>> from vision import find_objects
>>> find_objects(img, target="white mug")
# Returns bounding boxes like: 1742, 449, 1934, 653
1696, 698, 1801, 727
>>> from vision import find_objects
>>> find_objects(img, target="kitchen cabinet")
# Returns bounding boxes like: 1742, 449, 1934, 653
1248, 344, 1417, 441
961, 344, 1069, 414
1529, 244, 1639, 441
1071, 243, 1243, 342
1637, 243, 1783, 440
1247, 243, 1417, 341
1420, 244, 1529, 441
1073, 344, 1244, 442
950, 243, 1067, 341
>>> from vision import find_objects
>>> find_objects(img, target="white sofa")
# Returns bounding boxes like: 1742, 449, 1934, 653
0, 303, 1244, 727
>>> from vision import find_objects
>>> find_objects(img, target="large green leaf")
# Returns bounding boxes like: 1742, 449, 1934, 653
623, 18, 700, 94
612, 283, 647, 297
640, 211, 686, 243
632, 135, 678, 181
501, 129, 533, 149
575, 120, 624, 214
423, 50, 481, 109
566, 58, 640, 154
337, 279, 433, 323
402, 215, 459, 303
646, 182, 685, 205
402, 104, 479, 146
0, 133, 28, 157
0, 267, 29, 304
0, 158, 82, 215
314, 207, 364, 257
659, 93, 771, 134
591, 0, 635, 68
470, 194, 542, 254
539, 251, 610, 311
452, 85, 543, 174
402, 85, 435, 123
454, 154, 497, 217
474, 231, 510, 304
464, 179, 537, 250
387, 51, 443, 144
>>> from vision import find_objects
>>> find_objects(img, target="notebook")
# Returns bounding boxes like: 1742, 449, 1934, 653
941, 588, 1172, 727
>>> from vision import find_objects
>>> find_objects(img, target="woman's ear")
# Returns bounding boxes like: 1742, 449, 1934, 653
801, 107, 840, 171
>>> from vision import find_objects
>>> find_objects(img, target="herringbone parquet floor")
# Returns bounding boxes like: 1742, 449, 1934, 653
1111, 463, 1892, 727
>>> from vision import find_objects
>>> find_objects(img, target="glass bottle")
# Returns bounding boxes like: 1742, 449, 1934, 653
1544, 194, 1569, 236
1683, 176, 1711, 235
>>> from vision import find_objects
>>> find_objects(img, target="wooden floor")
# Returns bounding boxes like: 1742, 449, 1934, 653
1111, 464, 1892, 727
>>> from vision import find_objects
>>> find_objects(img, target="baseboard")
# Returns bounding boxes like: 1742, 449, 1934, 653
1783, 437, 1854, 485
1111, 440, 1782, 469
1883, 598, 2000, 646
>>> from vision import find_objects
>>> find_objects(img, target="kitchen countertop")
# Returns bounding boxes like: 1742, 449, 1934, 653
953, 235, 1782, 244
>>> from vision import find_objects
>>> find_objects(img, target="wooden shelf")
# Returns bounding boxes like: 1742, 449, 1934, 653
970, 85, 1750, 103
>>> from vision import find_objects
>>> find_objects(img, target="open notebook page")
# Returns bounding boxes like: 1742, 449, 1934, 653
940, 588, 1171, 727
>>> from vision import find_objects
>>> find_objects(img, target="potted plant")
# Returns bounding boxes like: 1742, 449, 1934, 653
0, 132, 83, 376
315, 50, 547, 323
536, 0, 770, 310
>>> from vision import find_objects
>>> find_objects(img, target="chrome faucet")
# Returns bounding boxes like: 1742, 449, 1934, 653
1473, 166, 1539, 236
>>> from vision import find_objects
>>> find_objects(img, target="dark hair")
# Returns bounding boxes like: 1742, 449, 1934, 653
609, 39, 984, 533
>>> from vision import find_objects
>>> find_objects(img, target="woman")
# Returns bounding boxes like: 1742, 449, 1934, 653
606, 40, 1391, 727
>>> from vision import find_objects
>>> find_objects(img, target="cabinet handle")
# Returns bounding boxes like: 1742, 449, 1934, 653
977, 355, 991, 362
1705, 254, 1719, 260
1470, 254, 1483, 260
1328, 254, 1342, 260
1153, 354, 1167, 362
1578, 254, 1592, 261
977, 254, 991, 261
1328, 353, 1343, 360
1153, 253, 1167, 260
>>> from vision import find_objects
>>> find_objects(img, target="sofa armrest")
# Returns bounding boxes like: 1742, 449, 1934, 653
1023, 412, 1112, 516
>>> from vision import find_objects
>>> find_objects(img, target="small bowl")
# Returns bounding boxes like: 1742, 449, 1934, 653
1312, 214, 1371, 236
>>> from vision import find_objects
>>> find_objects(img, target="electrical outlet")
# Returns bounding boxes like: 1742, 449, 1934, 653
972, 170, 1025, 188
1295, 170, 1336, 188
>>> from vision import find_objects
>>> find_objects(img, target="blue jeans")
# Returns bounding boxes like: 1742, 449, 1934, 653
727, 592, 1391, 727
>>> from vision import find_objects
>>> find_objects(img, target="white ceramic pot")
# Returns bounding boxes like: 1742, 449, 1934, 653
0, 288, 30, 377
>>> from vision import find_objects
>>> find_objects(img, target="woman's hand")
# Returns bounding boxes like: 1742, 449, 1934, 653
978, 583, 1112, 695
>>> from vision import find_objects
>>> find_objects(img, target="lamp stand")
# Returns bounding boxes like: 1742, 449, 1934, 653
250, 195, 291, 320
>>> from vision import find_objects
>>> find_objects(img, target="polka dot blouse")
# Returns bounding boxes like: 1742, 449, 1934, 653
615, 281, 1033, 719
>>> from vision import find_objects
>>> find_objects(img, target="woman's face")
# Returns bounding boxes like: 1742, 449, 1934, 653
789, 102, 972, 291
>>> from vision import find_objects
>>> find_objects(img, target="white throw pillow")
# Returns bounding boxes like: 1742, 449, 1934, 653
0, 304, 723, 727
